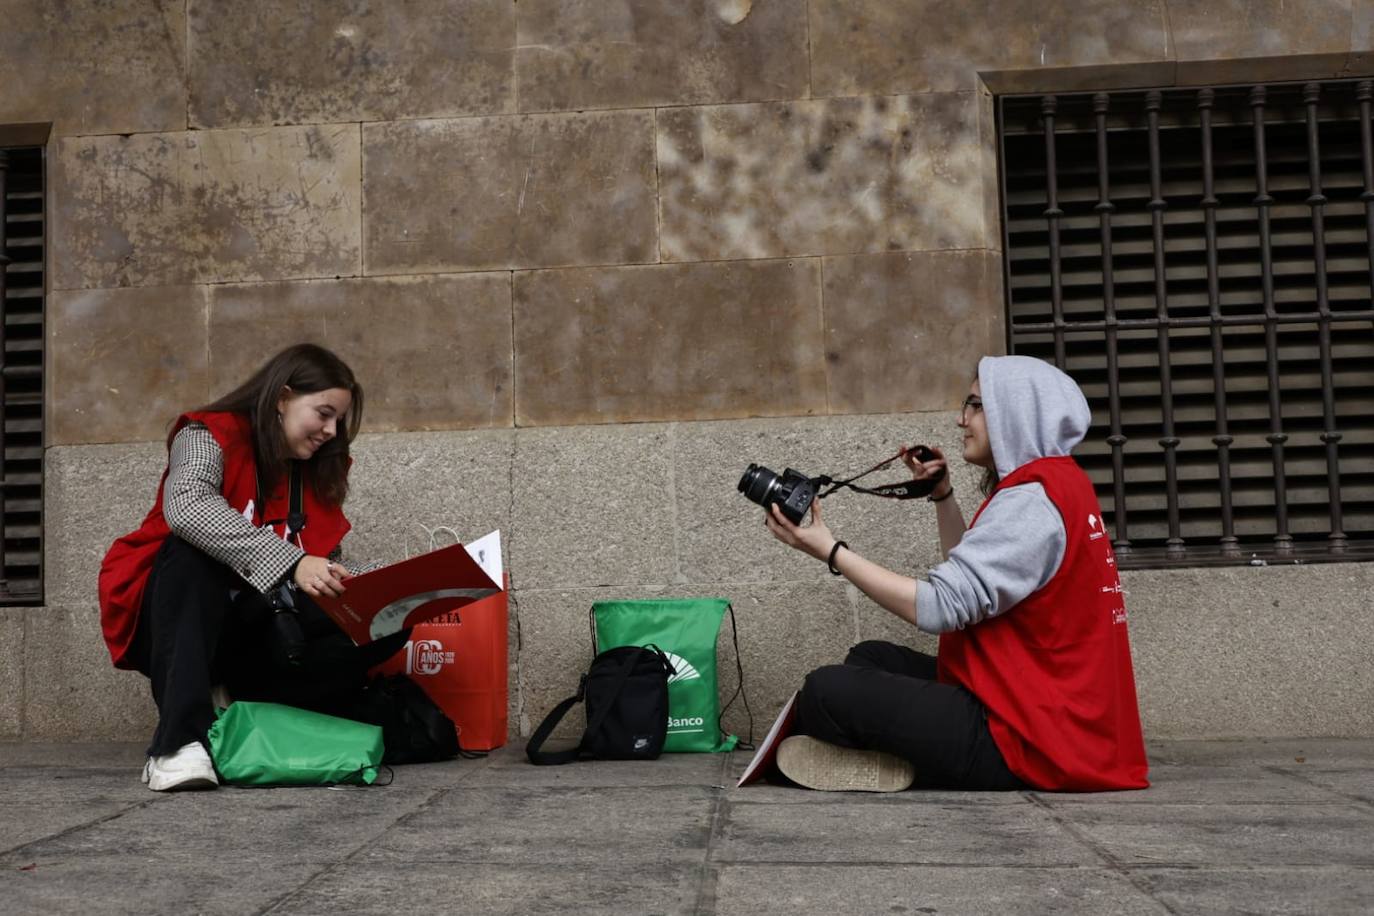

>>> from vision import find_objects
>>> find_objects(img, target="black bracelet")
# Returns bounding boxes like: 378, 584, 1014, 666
827, 540, 848, 575
928, 488, 955, 503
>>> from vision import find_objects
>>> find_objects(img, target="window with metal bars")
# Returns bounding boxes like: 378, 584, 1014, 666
0, 146, 44, 603
999, 79, 1374, 569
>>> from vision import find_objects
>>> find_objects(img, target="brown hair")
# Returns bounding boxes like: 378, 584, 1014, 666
193, 343, 364, 507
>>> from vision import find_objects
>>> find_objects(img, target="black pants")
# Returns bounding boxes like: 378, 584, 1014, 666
794, 640, 1024, 790
126, 536, 408, 757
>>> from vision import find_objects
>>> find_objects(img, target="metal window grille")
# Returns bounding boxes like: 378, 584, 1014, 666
999, 80, 1374, 569
0, 146, 44, 603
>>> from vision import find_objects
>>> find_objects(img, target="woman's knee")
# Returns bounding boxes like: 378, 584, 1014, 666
844, 640, 895, 667
799, 664, 859, 708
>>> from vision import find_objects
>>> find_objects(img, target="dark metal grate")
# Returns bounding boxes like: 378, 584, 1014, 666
999, 80, 1374, 569
0, 147, 44, 603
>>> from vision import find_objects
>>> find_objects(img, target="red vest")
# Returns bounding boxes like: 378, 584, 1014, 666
936, 456, 1149, 791
97, 411, 351, 669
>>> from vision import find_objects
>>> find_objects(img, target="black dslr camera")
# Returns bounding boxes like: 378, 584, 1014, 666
738, 446, 945, 524
737, 465, 820, 525
265, 582, 306, 667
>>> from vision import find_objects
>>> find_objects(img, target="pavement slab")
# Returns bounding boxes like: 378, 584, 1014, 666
713, 865, 1169, 916
3, 739, 1374, 914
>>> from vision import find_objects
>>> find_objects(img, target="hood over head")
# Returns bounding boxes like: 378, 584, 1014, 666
977, 355, 1092, 478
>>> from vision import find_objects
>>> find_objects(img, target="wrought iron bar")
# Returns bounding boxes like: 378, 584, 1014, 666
1251, 86, 1292, 553
1144, 90, 1179, 557
0, 150, 9, 586
1041, 95, 1067, 369
1012, 309, 1374, 333
1198, 89, 1238, 554
1093, 93, 1131, 554
1304, 82, 1347, 551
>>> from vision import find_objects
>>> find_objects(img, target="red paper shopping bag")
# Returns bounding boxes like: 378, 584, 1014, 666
373, 585, 509, 750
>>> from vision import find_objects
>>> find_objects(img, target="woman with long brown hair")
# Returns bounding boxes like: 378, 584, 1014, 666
99, 343, 404, 791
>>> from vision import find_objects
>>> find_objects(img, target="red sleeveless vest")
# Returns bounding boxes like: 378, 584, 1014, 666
97, 411, 351, 669
936, 456, 1149, 791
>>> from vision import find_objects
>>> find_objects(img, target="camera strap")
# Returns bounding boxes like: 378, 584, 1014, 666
816, 447, 946, 502
256, 461, 306, 544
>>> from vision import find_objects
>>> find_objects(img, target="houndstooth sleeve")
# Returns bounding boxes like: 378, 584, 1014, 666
163, 423, 306, 593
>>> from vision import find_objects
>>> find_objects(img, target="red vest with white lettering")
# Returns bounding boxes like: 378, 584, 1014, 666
97, 411, 351, 669
936, 456, 1149, 791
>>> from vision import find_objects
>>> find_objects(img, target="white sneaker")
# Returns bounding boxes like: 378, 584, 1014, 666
142, 741, 219, 792
776, 735, 915, 793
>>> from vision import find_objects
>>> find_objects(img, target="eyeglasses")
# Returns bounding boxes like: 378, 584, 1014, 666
960, 395, 984, 419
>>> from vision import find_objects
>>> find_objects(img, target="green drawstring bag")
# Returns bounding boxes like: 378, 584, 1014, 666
591, 598, 751, 753
207, 701, 384, 787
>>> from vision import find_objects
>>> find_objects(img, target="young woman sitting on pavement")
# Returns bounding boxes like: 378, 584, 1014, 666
99, 343, 408, 791
763, 355, 1149, 793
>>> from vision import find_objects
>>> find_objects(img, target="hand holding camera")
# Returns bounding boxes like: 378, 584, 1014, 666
738, 445, 948, 525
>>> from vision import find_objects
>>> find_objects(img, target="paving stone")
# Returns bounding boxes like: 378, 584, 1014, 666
206, 274, 514, 432
1055, 803, 1374, 867
47, 286, 210, 446
823, 250, 1001, 415
714, 865, 1163, 915
355, 785, 713, 865
0, 0, 186, 136
344, 428, 515, 569
0, 860, 325, 916
1123, 564, 1374, 738
363, 112, 656, 274
1269, 765, 1374, 806
1033, 763, 1341, 806
1171, 0, 1352, 85
0, 784, 436, 868
52, 125, 361, 290
512, 260, 826, 425
808, 0, 1171, 96
22, 607, 156, 743
188, 0, 514, 128
0, 768, 149, 853
0, 610, 24, 739
1132, 865, 1374, 916
658, 94, 985, 261
271, 863, 699, 915
716, 797, 1097, 865
466, 745, 729, 789
515, 0, 808, 111
510, 424, 677, 590
42, 444, 165, 612
1147, 738, 1374, 769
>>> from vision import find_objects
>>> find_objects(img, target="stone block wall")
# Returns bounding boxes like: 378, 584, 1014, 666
5, 1, 1374, 741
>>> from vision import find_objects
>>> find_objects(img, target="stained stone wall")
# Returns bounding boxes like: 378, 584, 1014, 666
7, 1, 1374, 741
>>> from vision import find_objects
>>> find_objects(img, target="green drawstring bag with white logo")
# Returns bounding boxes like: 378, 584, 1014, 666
591, 598, 752, 753
207, 701, 385, 786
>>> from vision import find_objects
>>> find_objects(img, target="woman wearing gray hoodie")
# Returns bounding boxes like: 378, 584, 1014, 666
765, 355, 1149, 792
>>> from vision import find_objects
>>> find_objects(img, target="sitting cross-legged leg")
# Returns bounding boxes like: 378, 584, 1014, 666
785, 640, 1022, 791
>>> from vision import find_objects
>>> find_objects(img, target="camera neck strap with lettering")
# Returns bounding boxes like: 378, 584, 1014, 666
815, 446, 946, 501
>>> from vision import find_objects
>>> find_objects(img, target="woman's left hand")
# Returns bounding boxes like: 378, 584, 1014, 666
765, 501, 836, 562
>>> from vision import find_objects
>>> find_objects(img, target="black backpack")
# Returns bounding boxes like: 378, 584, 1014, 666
525, 645, 674, 765
357, 674, 462, 765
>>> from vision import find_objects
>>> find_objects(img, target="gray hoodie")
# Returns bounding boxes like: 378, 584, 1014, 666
914, 355, 1093, 634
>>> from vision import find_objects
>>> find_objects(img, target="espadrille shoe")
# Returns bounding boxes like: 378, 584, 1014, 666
775, 735, 915, 792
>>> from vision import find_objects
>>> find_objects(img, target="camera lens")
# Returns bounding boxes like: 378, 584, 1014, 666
738, 464, 781, 506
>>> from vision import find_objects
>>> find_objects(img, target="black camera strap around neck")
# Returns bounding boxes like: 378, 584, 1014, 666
815, 447, 946, 502
256, 461, 306, 543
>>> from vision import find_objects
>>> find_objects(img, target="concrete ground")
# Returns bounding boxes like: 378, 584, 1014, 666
1, 739, 1372, 915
